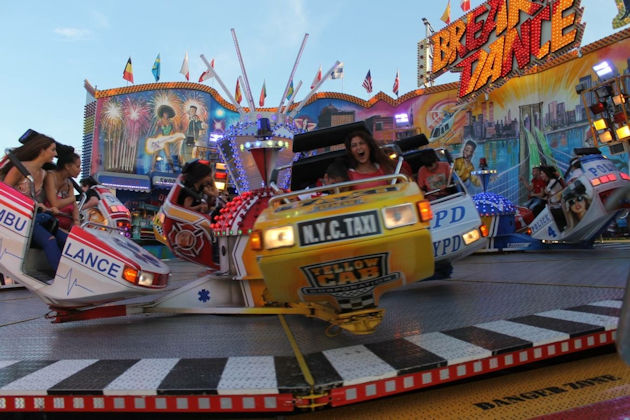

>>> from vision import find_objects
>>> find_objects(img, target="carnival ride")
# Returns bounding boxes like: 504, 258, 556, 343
477, 67, 630, 251
150, 121, 436, 334
0, 154, 170, 310
475, 148, 630, 251
80, 184, 132, 237
401, 146, 488, 276
147, 121, 488, 332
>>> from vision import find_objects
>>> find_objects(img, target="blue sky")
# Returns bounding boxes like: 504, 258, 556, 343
0, 0, 623, 156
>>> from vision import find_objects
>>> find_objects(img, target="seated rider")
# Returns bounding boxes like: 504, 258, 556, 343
177, 160, 215, 213
79, 176, 100, 209
44, 144, 81, 231
344, 130, 396, 190
416, 152, 451, 199
323, 158, 350, 186
0, 131, 68, 272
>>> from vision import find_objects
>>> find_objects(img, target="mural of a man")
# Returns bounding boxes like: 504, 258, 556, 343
181, 105, 205, 164
454, 139, 481, 189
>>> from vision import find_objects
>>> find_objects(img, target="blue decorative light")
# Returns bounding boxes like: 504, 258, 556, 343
472, 192, 516, 216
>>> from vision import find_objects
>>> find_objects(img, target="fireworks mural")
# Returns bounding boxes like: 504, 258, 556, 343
92, 88, 240, 175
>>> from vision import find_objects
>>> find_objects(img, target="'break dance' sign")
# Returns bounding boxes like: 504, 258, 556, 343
429, 0, 584, 100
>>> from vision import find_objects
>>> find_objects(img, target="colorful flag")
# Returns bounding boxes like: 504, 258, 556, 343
310, 65, 322, 89
331, 62, 344, 79
461, 0, 471, 12
286, 80, 294, 100
441, 0, 451, 24
152, 54, 160, 82
123, 57, 133, 83
180, 52, 189, 81
362, 70, 373, 93
259, 80, 267, 107
235, 79, 242, 104
199, 58, 215, 82
393, 70, 400, 96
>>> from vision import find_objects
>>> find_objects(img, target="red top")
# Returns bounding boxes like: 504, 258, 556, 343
531, 178, 547, 197
417, 161, 451, 192
348, 167, 387, 189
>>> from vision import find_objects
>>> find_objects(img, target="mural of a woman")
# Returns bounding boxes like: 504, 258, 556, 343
146, 104, 185, 172
562, 180, 592, 231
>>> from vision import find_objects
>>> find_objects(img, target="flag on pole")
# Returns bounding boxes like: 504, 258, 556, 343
461, 0, 471, 12
259, 80, 267, 107
362, 70, 373, 93
331, 63, 344, 79
152, 54, 160, 82
235, 79, 242, 104
441, 0, 451, 24
123, 57, 133, 83
393, 70, 400, 97
199, 58, 215, 82
286, 80, 294, 100
180, 52, 190, 81
310, 65, 322, 89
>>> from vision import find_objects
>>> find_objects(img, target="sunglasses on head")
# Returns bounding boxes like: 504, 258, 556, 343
567, 196, 585, 206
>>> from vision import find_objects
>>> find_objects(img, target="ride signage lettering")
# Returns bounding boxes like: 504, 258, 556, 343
300, 253, 400, 303
429, 0, 584, 100
63, 242, 122, 279
298, 210, 381, 246
0, 208, 28, 233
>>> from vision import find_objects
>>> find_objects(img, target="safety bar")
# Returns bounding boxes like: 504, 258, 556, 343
268, 173, 410, 207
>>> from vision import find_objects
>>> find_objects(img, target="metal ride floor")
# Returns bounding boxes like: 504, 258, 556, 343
0, 242, 629, 417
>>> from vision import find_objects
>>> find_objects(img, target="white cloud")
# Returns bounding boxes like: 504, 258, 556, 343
54, 27, 92, 40
91, 10, 109, 29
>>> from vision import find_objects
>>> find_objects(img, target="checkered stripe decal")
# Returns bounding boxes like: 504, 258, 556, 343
0, 300, 620, 396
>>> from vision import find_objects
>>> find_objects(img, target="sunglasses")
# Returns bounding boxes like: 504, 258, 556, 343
567, 196, 585, 206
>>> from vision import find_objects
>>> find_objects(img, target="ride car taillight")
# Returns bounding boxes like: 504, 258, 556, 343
122, 265, 139, 284
250, 230, 263, 250
417, 200, 433, 222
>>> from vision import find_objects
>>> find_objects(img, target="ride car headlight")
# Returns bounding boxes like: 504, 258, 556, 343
138, 272, 155, 286
263, 226, 295, 249
462, 228, 481, 245
382, 204, 417, 229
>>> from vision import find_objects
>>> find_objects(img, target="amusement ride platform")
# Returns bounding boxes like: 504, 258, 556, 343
0, 242, 629, 418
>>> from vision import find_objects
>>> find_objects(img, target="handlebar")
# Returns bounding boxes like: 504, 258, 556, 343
268, 173, 410, 207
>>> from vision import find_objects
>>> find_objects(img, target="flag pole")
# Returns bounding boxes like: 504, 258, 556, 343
289, 60, 341, 119
281, 80, 302, 116
231, 28, 257, 115
276, 33, 309, 122
200, 54, 246, 117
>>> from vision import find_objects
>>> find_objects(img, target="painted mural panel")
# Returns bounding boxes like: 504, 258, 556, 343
92, 89, 240, 175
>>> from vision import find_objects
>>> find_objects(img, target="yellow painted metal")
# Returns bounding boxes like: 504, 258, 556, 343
253, 182, 434, 311
292, 352, 630, 419
278, 314, 315, 387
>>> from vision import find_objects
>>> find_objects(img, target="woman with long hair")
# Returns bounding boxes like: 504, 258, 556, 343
344, 130, 395, 189
44, 144, 81, 231
1, 131, 68, 272
177, 160, 216, 213
562, 180, 591, 230
540, 165, 564, 207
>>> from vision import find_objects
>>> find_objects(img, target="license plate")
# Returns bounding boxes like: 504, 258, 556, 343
298, 210, 381, 246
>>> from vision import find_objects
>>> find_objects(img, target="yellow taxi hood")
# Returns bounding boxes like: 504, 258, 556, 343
256, 181, 423, 228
